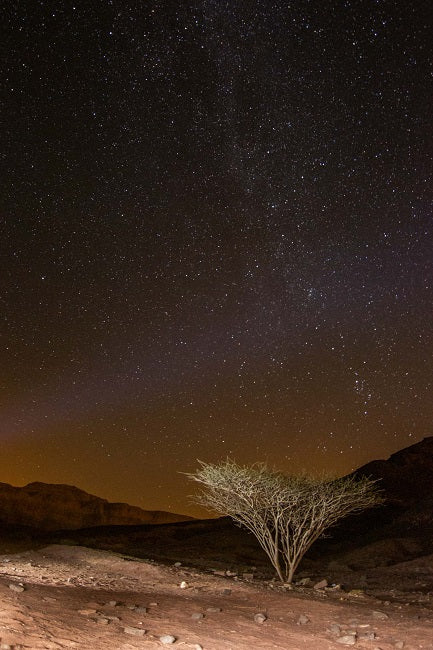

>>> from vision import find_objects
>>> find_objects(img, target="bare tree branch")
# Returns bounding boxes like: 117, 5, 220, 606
186, 460, 384, 583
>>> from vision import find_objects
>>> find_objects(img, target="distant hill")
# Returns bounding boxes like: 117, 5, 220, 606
349, 435, 433, 539
0, 482, 192, 530
355, 435, 433, 505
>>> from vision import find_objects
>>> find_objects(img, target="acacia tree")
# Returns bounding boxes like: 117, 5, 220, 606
186, 460, 383, 583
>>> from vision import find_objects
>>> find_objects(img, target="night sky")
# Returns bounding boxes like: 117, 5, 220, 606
1, 1, 432, 517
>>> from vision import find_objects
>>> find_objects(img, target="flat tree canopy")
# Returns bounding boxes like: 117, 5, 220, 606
187, 460, 383, 583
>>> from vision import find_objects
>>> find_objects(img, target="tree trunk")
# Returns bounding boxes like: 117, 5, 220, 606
286, 564, 296, 584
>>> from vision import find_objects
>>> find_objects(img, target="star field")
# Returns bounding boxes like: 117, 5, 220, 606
1, 1, 432, 516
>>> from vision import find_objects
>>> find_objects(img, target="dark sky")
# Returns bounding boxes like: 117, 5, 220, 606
1, 0, 432, 517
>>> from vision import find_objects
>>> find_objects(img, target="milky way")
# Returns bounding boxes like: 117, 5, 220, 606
1, 1, 432, 515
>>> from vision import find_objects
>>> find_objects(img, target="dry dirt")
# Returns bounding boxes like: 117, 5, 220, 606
0, 545, 432, 650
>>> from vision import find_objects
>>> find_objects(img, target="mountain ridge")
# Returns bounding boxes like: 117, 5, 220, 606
0, 480, 192, 530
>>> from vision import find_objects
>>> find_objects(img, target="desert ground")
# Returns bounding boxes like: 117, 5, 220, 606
0, 544, 432, 650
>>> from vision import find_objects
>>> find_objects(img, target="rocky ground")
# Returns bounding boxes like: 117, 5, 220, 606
0, 544, 432, 650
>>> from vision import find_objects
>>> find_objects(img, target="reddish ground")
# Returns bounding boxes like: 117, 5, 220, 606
0, 545, 432, 649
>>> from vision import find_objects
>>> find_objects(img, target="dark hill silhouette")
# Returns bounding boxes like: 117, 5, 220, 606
355, 435, 433, 505
336, 436, 433, 541
0, 481, 192, 530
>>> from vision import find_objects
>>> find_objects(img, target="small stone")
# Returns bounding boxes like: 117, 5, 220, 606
394, 643, 404, 649
296, 577, 312, 586
222, 588, 232, 595
159, 635, 176, 644
0, 644, 12, 650
206, 607, 222, 612
96, 616, 110, 625
372, 610, 389, 620
78, 609, 97, 615
336, 635, 357, 645
134, 606, 148, 613
359, 631, 376, 640
243, 573, 254, 580
8, 583, 25, 593
328, 623, 341, 635
174, 561, 182, 566
297, 614, 310, 625
180, 581, 188, 589
107, 600, 119, 606
348, 589, 365, 597
254, 612, 267, 624
148, 601, 159, 606
191, 612, 204, 620
314, 579, 328, 590
190, 646, 203, 650
124, 626, 146, 636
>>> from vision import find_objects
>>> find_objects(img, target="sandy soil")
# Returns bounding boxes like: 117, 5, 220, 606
0, 545, 432, 650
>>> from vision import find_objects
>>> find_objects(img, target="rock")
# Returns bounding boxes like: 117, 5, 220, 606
8, 583, 25, 593
78, 609, 97, 615
174, 561, 182, 567
394, 643, 404, 649
254, 612, 267, 624
336, 635, 357, 645
180, 581, 188, 589
296, 577, 312, 586
191, 612, 204, 620
347, 589, 365, 597
124, 626, 146, 636
159, 635, 176, 644
359, 631, 376, 640
372, 610, 389, 620
133, 606, 148, 613
222, 588, 232, 595
328, 623, 341, 635
243, 573, 254, 580
107, 600, 119, 606
148, 601, 159, 606
297, 614, 310, 625
314, 579, 328, 590
206, 607, 222, 612
0, 644, 12, 650
96, 616, 110, 625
